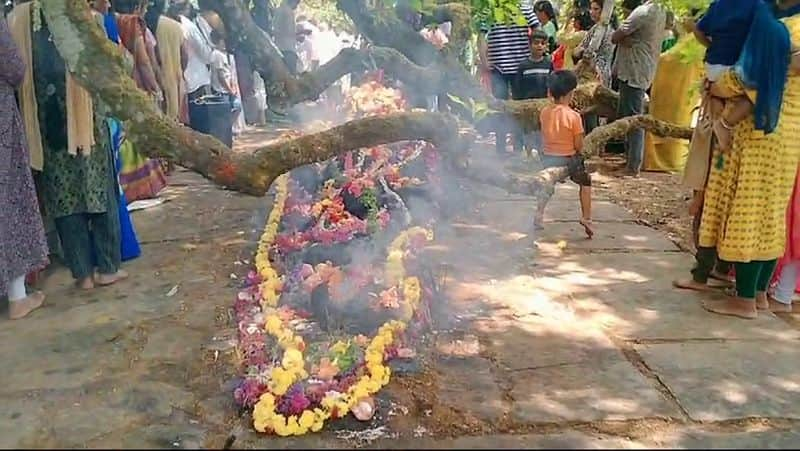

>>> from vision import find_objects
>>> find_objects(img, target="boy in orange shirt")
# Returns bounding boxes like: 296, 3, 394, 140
534, 70, 594, 238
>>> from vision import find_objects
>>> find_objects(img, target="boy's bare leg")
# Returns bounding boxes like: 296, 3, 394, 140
579, 186, 594, 239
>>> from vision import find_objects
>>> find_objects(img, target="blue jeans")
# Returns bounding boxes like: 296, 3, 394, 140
617, 80, 645, 172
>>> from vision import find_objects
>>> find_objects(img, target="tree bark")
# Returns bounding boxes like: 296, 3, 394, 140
528, 114, 694, 195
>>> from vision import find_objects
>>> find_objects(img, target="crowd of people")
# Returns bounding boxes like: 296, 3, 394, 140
0, 0, 361, 320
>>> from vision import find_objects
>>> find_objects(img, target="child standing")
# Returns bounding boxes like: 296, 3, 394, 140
690, 0, 760, 149
514, 30, 554, 156
209, 30, 244, 137
534, 70, 594, 238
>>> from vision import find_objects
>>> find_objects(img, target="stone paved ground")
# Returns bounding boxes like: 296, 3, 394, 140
3, 149, 800, 449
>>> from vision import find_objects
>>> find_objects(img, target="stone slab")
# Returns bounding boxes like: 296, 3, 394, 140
401, 431, 648, 449
510, 350, 680, 423
573, 286, 800, 342
530, 252, 695, 291
473, 315, 618, 371
543, 199, 635, 223
436, 357, 508, 422
636, 342, 800, 421
535, 222, 679, 252
647, 428, 800, 449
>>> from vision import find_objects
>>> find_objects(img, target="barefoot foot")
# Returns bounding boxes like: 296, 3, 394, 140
767, 296, 793, 313
756, 292, 770, 311
9, 292, 45, 320
672, 278, 716, 292
94, 270, 129, 287
579, 218, 594, 239
702, 296, 757, 319
76, 277, 95, 290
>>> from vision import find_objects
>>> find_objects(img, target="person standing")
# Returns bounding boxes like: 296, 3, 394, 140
145, 0, 187, 122
274, 0, 301, 74
698, 1, 800, 319
479, 0, 539, 156
574, 0, 617, 88
610, 0, 666, 177
0, 14, 47, 319
10, 2, 128, 290
175, 0, 214, 127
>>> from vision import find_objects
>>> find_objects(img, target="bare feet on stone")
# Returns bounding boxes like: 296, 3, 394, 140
77, 277, 95, 290
709, 269, 735, 284
702, 295, 757, 319
767, 296, 793, 313
579, 219, 594, 239
756, 292, 770, 310
673, 278, 716, 292
94, 270, 129, 287
9, 292, 45, 320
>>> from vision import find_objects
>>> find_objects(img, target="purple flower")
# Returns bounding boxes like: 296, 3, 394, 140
277, 384, 312, 415
234, 378, 267, 408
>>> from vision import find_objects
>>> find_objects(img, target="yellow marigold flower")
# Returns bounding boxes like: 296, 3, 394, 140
311, 419, 325, 432
282, 348, 304, 370
365, 378, 382, 393
264, 316, 282, 335
335, 401, 350, 414
321, 395, 337, 410
286, 416, 300, 435
350, 384, 369, 401
330, 340, 349, 355
272, 417, 290, 437
370, 364, 385, 380
299, 410, 316, 429
258, 392, 276, 407
403, 277, 421, 306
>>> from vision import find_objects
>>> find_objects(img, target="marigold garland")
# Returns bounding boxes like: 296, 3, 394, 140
249, 223, 427, 437
241, 81, 436, 436
255, 175, 289, 309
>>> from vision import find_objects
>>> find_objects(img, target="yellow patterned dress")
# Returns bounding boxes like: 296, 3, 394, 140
698, 15, 800, 263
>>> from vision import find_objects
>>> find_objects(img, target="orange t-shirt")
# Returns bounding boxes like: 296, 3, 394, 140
540, 104, 584, 156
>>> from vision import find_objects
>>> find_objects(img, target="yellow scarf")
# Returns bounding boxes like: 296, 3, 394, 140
8, 2, 95, 169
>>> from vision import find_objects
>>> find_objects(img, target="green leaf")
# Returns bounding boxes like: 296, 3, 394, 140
447, 94, 469, 109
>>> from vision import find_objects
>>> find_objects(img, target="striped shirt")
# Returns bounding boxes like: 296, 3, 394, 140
485, 2, 540, 74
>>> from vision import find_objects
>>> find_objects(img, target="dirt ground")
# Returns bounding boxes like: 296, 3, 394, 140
592, 153, 696, 252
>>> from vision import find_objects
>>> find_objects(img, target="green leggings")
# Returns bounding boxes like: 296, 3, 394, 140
734, 260, 778, 299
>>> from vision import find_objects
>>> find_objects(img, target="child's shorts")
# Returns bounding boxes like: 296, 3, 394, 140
540, 154, 591, 187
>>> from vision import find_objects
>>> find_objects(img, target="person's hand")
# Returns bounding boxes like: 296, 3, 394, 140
688, 192, 703, 216
792, 49, 800, 75
681, 17, 696, 34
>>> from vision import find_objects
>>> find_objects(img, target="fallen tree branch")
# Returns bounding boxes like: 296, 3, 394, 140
581, 114, 694, 157
528, 114, 694, 196
39, 0, 463, 196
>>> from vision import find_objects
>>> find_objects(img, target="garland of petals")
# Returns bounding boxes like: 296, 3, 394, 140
255, 175, 289, 309
249, 223, 429, 437
239, 81, 435, 436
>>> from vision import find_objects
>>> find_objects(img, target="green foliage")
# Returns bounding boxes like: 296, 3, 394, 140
447, 94, 495, 121
359, 188, 381, 233
470, 0, 527, 31
328, 340, 360, 372
655, 0, 712, 16
298, 0, 355, 31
